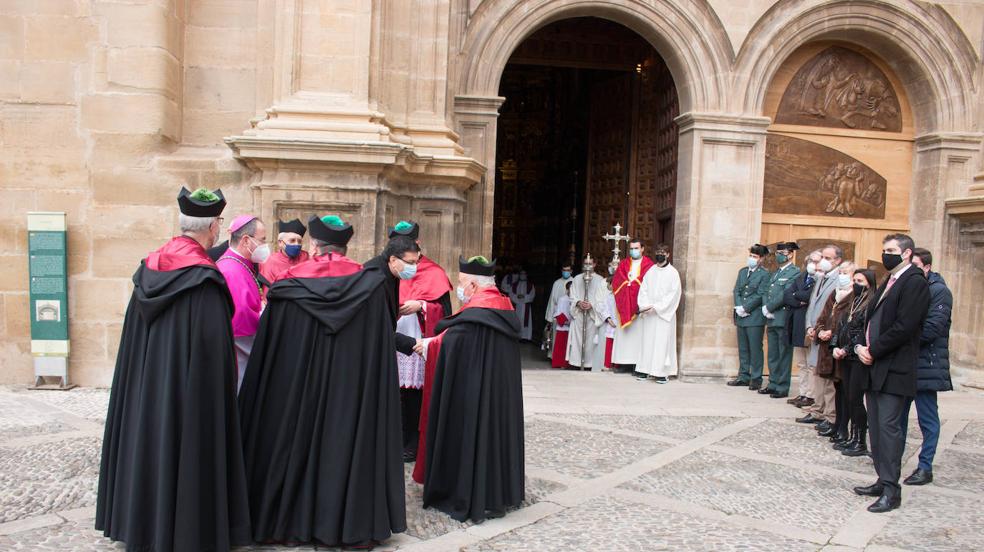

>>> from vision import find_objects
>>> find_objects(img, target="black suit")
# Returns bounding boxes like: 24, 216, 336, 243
864, 264, 930, 499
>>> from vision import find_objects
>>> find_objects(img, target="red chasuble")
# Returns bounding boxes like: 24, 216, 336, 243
412, 287, 513, 484
612, 256, 655, 328
145, 236, 216, 272
280, 252, 362, 279
259, 250, 310, 284
399, 255, 453, 337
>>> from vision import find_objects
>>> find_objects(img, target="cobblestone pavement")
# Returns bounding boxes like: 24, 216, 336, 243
2, 357, 983, 551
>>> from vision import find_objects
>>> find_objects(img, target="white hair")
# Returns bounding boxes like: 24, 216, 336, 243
179, 214, 216, 234
462, 274, 496, 288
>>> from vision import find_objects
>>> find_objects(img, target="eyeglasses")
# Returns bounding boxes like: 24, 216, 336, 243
399, 257, 419, 265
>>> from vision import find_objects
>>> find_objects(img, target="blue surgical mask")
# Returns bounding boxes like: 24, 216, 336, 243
562, 270, 572, 279
398, 261, 417, 280
837, 273, 852, 288
629, 249, 642, 260
456, 286, 470, 303
284, 244, 302, 258
747, 257, 759, 269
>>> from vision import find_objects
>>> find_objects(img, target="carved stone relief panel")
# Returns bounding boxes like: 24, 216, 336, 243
776, 46, 902, 132
765, 134, 887, 219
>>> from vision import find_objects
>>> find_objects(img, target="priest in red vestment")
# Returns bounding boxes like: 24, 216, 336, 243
610, 239, 656, 372
259, 218, 310, 284
389, 221, 453, 462
280, 215, 362, 279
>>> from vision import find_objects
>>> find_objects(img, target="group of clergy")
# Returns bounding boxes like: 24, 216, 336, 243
95, 187, 525, 552
544, 240, 683, 382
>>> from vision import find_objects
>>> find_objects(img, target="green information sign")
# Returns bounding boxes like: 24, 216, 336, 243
27, 212, 73, 388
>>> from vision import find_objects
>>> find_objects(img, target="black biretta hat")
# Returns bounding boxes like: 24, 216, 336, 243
459, 255, 496, 277
278, 218, 306, 237
177, 187, 226, 217
389, 220, 420, 240
308, 215, 353, 246
749, 244, 770, 257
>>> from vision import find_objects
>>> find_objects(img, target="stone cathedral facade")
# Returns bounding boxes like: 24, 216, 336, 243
1, 0, 982, 387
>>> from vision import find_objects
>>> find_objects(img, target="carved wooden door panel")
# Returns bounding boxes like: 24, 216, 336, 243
584, 73, 633, 262
629, 54, 679, 252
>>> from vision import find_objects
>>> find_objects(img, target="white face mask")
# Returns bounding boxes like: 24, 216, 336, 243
806, 262, 817, 275
250, 242, 271, 264
456, 286, 470, 303
837, 273, 852, 288
818, 259, 834, 273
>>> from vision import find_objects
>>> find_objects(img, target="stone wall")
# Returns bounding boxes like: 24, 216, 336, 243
1, 0, 982, 386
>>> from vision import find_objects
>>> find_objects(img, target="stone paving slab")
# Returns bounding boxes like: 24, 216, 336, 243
11, 388, 110, 424
619, 448, 871, 533
461, 494, 821, 552
952, 421, 984, 450
717, 419, 918, 476
0, 394, 74, 443
870, 491, 984, 551
525, 418, 671, 480
0, 437, 100, 524
562, 414, 739, 441
930, 448, 984, 494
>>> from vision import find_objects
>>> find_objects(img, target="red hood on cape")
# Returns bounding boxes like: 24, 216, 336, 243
145, 236, 216, 272
260, 249, 310, 283
281, 252, 362, 279
612, 256, 655, 328
461, 287, 515, 312
399, 255, 452, 304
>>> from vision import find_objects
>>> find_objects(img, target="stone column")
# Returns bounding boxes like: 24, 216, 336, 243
673, 113, 771, 380
453, 95, 503, 257
911, 132, 983, 268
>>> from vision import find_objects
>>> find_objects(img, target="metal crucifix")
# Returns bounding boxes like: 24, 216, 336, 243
602, 223, 631, 267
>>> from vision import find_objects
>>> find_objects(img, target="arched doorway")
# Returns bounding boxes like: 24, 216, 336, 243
491, 17, 680, 342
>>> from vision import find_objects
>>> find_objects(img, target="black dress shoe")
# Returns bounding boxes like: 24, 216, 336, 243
770, 391, 788, 399
903, 468, 933, 486
786, 395, 802, 404
748, 379, 762, 390
867, 494, 901, 513
796, 414, 822, 424
726, 379, 749, 386
817, 425, 837, 437
757, 388, 773, 395
853, 482, 884, 496
816, 421, 832, 433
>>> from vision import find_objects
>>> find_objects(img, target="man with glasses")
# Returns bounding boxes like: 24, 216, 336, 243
217, 214, 269, 391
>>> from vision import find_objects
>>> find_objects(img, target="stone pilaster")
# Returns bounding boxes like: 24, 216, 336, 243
673, 113, 771, 379
452, 95, 504, 257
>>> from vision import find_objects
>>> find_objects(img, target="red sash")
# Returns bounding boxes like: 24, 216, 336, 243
612, 256, 655, 328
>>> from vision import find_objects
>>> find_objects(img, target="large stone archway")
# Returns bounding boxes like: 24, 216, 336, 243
734, 0, 984, 378
450, 0, 771, 378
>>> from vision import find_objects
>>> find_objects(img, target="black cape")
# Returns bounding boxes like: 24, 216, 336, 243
423, 306, 525, 522
96, 263, 251, 551
238, 256, 407, 546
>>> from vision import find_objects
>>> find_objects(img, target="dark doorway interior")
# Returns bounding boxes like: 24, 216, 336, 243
492, 17, 679, 342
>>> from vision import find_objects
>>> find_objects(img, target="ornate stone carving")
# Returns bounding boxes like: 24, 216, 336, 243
776, 46, 902, 132
764, 134, 887, 219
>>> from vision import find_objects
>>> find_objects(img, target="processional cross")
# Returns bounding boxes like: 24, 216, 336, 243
602, 223, 631, 267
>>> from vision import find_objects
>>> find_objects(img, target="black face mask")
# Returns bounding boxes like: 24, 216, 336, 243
655, 254, 667, 264
852, 283, 866, 297
882, 252, 903, 271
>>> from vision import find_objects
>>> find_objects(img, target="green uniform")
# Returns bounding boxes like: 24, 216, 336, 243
733, 266, 769, 384
763, 263, 801, 394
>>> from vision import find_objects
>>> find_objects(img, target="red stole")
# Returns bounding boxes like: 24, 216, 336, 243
612, 256, 655, 328
259, 250, 310, 284
412, 287, 513, 484
281, 252, 362, 279
399, 255, 453, 337
145, 236, 216, 272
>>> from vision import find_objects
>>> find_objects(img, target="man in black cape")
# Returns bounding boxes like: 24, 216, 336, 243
418, 255, 525, 523
238, 233, 421, 548
96, 187, 251, 552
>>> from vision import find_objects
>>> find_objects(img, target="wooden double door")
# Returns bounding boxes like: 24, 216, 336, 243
583, 53, 679, 262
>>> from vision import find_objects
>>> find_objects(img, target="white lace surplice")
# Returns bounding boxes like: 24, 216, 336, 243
396, 312, 425, 388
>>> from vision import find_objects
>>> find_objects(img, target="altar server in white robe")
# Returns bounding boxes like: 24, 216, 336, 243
544, 262, 574, 357
636, 244, 682, 382
506, 266, 536, 341
566, 254, 608, 369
